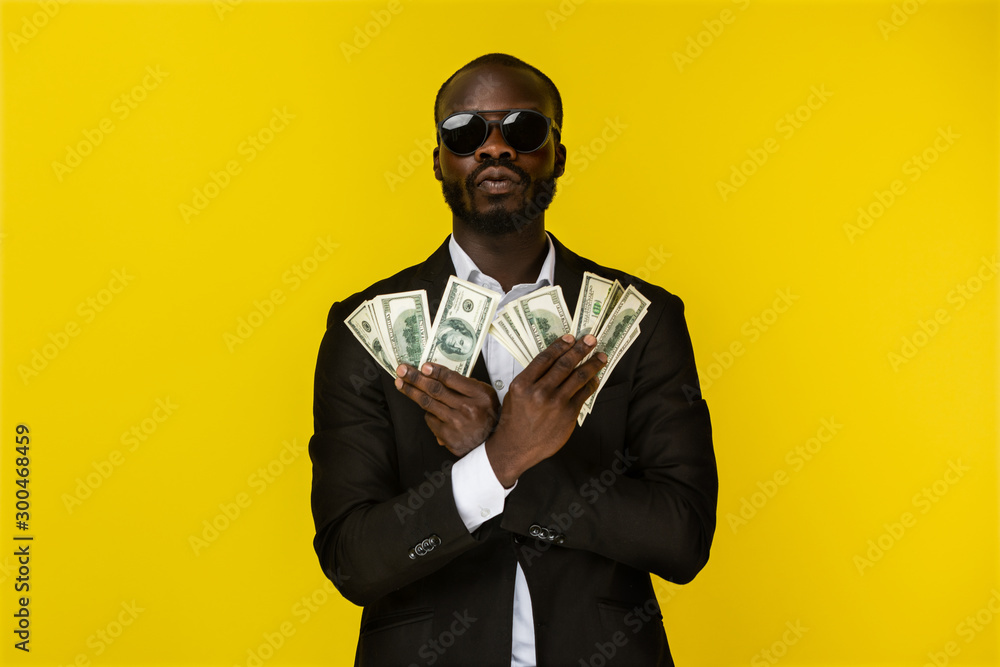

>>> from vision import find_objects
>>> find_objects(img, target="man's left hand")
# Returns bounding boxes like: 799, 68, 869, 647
394, 363, 501, 458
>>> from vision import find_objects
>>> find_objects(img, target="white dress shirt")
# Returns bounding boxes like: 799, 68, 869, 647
448, 231, 556, 667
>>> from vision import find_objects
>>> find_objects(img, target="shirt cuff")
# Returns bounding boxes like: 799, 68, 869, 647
451, 443, 515, 533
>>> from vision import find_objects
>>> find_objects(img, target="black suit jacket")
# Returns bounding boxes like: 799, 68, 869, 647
309, 233, 717, 666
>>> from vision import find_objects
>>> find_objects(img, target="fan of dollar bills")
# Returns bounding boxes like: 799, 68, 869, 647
345, 272, 650, 425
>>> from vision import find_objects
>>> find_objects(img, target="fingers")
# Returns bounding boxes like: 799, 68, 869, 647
565, 352, 608, 407
418, 362, 484, 399
534, 334, 600, 393
518, 334, 578, 384
394, 364, 456, 420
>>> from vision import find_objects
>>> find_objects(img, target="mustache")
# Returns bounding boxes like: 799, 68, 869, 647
465, 158, 531, 190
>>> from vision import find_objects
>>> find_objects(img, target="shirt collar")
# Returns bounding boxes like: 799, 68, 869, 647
448, 232, 556, 295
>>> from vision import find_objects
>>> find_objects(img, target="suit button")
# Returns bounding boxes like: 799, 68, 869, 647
429, 534, 441, 547
408, 549, 416, 560
513, 535, 523, 544
554, 534, 566, 545
529, 524, 542, 537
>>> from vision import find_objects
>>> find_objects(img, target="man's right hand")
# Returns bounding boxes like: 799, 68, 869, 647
485, 333, 608, 488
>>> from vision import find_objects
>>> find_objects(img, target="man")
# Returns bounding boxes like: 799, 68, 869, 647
309, 53, 718, 666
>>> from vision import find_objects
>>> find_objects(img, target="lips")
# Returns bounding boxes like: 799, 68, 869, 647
475, 167, 520, 187
475, 167, 522, 195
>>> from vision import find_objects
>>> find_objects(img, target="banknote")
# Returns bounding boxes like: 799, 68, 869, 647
488, 318, 532, 368
373, 290, 431, 369
515, 285, 572, 354
578, 324, 641, 426
344, 300, 397, 377
578, 285, 651, 420
349, 272, 647, 420
489, 311, 533, 367
419, 276, 498, 376
571, 272, 616, 338
510, 302, 537, 356
593, 279, 624, 335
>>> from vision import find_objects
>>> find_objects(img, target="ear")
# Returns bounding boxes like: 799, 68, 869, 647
433, 144, 443, 182
553, 140, 567, 179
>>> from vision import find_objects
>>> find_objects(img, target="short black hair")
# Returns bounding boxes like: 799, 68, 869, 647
434, 53, 563, 133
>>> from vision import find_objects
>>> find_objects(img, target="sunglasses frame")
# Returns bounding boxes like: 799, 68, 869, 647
437, 108, 561, 156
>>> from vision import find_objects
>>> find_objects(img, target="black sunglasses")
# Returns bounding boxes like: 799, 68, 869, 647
437, 109, 560, 156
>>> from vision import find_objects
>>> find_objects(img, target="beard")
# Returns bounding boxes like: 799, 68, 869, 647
441, 158, 558, 236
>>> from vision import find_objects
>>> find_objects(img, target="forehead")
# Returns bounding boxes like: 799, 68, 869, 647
440, 64, 554, 117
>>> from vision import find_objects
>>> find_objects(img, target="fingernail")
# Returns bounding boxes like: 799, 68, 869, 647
421, 364, 433, 375
583, 334, 596, 346
561, 334, 574, 343
394, 378, 403, 389
396, 365, 406, 377
597, 352, 608, 363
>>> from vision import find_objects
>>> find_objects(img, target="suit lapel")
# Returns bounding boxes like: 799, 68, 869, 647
549, 232, 587, 313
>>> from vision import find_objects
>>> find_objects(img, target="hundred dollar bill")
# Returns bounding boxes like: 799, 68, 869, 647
579, 324, 641, 426
491, 310, 534, 366
373, 290, 431, 369
571, 272, 616, 339
344, 300, 397, 377
579, 285, 651, 421
489, 320, 532, 368
516, 285, 572, 354
420, 276, 498, 376
510, 302, 539, 356
592, 279, 624, 335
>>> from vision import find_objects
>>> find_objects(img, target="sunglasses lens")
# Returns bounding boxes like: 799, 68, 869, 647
440, 113, 486, 155
503, 111, 550, 152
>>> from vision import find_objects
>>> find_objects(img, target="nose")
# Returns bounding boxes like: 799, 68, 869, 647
476, 119, 516, 162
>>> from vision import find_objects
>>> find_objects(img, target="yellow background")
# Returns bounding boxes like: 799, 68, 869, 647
1, 0, 997, 664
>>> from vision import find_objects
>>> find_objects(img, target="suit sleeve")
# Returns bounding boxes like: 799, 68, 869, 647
500, 291, 718, 584
309, 300, 485, 606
